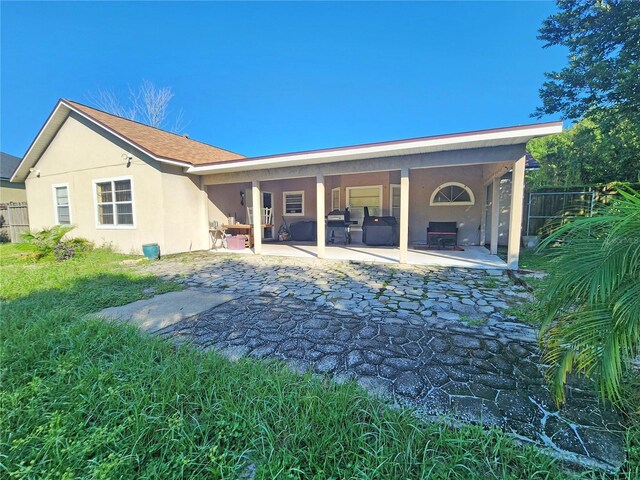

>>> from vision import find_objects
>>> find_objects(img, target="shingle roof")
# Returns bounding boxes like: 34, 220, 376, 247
64, 100, 245, 166
0, 152, 22, 180
525, 152, 541, 170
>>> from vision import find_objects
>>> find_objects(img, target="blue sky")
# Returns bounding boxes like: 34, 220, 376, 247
1, 1, 565, 158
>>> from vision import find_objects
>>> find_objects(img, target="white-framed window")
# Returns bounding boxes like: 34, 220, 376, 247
346, 185, 383, 228
331, 188, 340, 211
283, 191, 304, 216
52, 184, 71, 225
390, 184, 401, 221
430, 182, 475, 206
93, 177, 136, 228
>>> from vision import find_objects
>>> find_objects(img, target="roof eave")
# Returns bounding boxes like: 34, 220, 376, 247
11, 99, 192, 182
186, 121, 563, 175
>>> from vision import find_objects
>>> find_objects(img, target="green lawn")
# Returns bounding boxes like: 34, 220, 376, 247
0, 244, 631, 479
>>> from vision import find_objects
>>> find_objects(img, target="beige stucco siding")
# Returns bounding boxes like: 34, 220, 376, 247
0, 181, 27, 203
160, 164, 210, 253
24, 113, 206, 255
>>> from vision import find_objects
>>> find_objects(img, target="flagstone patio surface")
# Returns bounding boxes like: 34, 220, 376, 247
141, 253, 625, 472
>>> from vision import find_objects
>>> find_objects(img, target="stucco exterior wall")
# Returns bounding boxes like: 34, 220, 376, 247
0, 181, 27, 203
160, 163, 210, 253
206, 165, 497, 246
407, 165, 484, 245
24, 113, 205, 255
207, 177, 319, 229
207, 182, 252, 224
24, 111, 526, 255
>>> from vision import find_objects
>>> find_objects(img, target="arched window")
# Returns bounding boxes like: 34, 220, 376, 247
430, 182, 475, 206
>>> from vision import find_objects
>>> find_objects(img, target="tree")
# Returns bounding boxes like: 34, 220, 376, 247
530, 1, 640, 187
88, 80, 186, 132
527, 111, 640, 187
534, 0, 640, 123
538, 187, 640, 405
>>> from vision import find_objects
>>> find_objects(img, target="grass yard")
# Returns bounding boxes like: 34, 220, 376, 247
0, 244, 634, 479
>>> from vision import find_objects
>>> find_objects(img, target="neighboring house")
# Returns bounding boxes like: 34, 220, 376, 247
12, 99, 562, 268
1, 152, 27, 204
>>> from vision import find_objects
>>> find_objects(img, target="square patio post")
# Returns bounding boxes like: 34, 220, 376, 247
507, 155, 526, 269
399, 167, 410, 264
316, 175, 325, 259
252, 180, 262, 254
490, 176, 500, 255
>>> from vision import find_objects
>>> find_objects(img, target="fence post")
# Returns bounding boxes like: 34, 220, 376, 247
7, 204, 15, 242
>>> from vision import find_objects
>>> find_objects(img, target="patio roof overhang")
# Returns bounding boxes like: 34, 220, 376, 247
187, 121, 563, 176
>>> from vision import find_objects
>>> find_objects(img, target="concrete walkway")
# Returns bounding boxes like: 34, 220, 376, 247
96, 288, 233, 332
135, 253, 624, 472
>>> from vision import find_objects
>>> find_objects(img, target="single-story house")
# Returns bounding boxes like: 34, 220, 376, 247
12, 99, 562, 268
1, 152, 27, 204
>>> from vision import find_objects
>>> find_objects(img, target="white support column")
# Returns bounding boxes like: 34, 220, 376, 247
399, 168, 410, 264
316, 175, 325, 259
490, 176, 500, 255
507, 156, 526, 270
252, 180, 262, 255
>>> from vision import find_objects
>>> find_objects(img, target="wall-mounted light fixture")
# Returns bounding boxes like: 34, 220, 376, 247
122, 153, 133, 167
240, 190, 245, 206
29, 168, 40, 178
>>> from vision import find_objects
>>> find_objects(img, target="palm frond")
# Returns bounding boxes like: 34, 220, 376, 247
537, 187, 640, 405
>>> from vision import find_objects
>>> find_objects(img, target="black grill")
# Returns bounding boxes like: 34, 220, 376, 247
362, 208, 398, 246
326, 209, 351, 245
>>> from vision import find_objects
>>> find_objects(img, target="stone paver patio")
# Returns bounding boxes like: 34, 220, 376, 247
141, 252, 625, 471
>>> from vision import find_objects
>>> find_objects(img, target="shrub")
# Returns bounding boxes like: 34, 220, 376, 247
53, 241, 75, 261
21, 225, 75, 259
65, 237, 94, 253
53, 238, 94, 262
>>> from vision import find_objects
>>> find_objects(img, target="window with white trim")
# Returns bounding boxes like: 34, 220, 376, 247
346, 185, 382, 227
430, 182, 475, 206
331, 188, 340, 211
53, 185, 71, 225
390, 184, 401, 221
95, 179, 134, 226
283, 191, 304, 216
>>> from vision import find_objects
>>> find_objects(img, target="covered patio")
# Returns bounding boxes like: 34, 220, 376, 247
192, 122, 563, 269
209, 243, 507, 269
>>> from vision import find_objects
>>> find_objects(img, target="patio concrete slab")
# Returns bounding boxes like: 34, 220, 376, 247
95, 288, 233, 333
211, 243, 507, 269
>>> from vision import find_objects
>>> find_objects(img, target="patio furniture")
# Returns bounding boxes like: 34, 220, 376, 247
209, 226, 227, 250
362, 207, 398, 246
223, 224, 253, 248
246, 206, 275, 240
246, 206, 274, 228
427, 221, 458, 249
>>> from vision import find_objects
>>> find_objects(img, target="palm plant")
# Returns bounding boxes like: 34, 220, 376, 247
537, 187, 640, 405
21, 225, 75, 258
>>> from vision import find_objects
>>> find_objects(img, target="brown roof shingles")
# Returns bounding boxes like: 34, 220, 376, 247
64, 100, 244, 166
